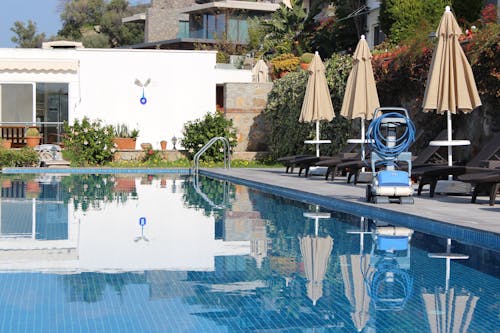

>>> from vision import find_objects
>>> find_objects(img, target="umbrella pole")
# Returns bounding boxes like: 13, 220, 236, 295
316, 120, 320, 157
446, 111, 453, 180
361, 119, 366, 172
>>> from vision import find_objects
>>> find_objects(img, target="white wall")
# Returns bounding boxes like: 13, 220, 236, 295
0, 48, 254, 150
76, 49, 219, 149
215, 67, 252, 85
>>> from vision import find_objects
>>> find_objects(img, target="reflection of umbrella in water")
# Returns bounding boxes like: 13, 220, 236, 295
423, 238, 478, 333
340, 35, 380, 161
251, 59, 270, 83
299, 51, 334, 157
340, 254, 371, 332
299, 207, 332, 305
422, 6, 481, 177
341, 217, 372, 331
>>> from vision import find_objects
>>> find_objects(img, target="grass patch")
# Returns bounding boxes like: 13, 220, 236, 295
107, 158, 281, 169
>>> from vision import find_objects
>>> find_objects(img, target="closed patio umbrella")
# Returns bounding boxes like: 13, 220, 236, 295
299, 51, 335, 157
340, 35, 380, 161
252, 59, 270, 83
422, 6, 481, 171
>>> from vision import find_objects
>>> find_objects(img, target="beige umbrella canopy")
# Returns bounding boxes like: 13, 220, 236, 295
252, 59, 270, 83
299, 234, 333, 306
341, 36, 380, 128
340, 254, 371, 332
340, 35, 380, 161
422, 6, 481, 168
299, 51, 335, 157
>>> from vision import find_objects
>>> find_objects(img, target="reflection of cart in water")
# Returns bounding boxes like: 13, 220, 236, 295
364, 222, 414, 311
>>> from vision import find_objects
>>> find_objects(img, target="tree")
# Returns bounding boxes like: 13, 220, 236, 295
10, 20, 46, 48
58, 0, 106, 40
57, 0, 144, 48
380, 0, 448, 44
258, 0, 307, 56
452, 0, 484, 25
100, 0, 144, 47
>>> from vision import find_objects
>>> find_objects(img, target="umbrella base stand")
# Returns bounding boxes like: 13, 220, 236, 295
356, 172, 373, 184
308, 166, 328, 176
434, 180, 472, 195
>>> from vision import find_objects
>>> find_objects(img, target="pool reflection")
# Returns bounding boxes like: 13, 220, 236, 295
0, 174, 497, 332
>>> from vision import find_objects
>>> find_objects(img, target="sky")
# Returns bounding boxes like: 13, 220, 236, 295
0, 0, 149, 48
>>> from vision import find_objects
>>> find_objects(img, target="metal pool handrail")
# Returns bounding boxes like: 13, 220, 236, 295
193, 137, 231, 209
193, 136, 231, 175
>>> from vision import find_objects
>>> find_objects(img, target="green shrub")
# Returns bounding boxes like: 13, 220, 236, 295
25, 127, 40, 137
299, 52, 314, 64
263, 54, 352, 160
0, 147, 39, 167
63, 117, 115, 166
181, 111, 238, 162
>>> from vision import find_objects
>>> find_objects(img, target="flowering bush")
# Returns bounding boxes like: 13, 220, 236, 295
270, 53, 300, 74
181, 111, 238, 162
142, 148, 163, 164
63, 117, 115, 166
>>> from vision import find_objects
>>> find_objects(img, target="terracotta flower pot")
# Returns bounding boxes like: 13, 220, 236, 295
160, 141, 167, 150
26, 136, 40, 148
113, 138, 136, 150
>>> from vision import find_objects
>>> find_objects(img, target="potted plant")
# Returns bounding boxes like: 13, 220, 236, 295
270, 53, 300, 77
25, 127, 41, 148
113, 123, 139, 150
299, 52, 314, 70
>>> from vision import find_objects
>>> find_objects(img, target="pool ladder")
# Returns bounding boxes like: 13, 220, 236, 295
193, 136, 231, 209
193, 136, 231, 175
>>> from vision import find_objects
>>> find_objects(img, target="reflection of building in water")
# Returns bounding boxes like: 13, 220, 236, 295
147, 271, 198, 300
0, 176, 78, 272
223, 185, 268, 268
0, 176, 254, 273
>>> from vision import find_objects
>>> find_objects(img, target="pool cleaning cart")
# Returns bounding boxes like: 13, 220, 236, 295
365, 107, 416, 204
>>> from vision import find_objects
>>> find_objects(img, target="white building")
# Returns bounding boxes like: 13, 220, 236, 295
0, 46, 251, 150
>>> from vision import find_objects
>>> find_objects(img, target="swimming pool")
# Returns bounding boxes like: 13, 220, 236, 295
0, 173, 498, 332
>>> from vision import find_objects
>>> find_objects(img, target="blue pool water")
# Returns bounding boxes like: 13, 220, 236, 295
0, 173, 498, 332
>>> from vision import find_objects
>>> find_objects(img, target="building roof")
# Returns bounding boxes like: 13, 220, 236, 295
181, 0, 280, 14
122, 37, 247, 50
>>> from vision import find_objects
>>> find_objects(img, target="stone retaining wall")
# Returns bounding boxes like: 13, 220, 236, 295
224, 82, 273, 155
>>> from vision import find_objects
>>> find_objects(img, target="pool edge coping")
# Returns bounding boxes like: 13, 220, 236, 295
200, 169, 500, 252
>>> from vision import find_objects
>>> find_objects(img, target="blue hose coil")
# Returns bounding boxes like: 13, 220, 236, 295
366, 112, 416, 160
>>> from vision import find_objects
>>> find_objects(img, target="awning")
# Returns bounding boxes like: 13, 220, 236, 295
0, 59, 79, 73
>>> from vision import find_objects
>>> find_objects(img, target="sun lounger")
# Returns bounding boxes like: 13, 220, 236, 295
277, 155, 314, 173
459, 170, 500, 206
414, 132, 500, 196
278, 143, 358, 175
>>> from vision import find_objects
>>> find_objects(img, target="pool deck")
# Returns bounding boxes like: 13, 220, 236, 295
202, 168, 499, 236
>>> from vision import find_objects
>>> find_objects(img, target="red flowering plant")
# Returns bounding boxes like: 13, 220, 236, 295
142, 148, 162, 164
